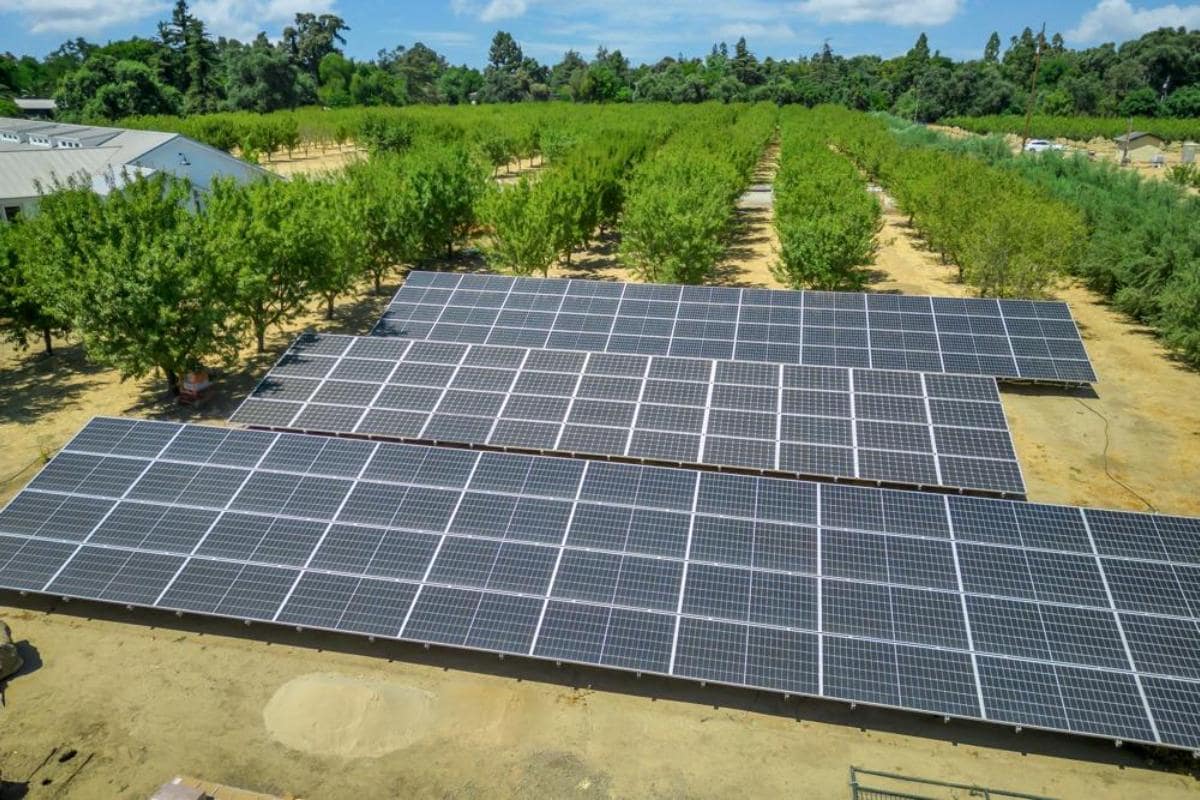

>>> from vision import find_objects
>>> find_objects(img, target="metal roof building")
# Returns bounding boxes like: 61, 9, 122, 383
0, 117, 271, 221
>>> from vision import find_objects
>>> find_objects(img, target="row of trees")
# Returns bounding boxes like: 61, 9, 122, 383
822, 107, 1086, 299
619, 105, 776, 284
481, 129, 661, 277
942, 113, 1200, 143
885, 118, 1200, 366
0, 145, 489, 392
772, 108, 881, 291
4, 11, 1199, 121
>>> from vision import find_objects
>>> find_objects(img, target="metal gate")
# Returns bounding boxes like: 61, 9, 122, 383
849, 767, 1058, 800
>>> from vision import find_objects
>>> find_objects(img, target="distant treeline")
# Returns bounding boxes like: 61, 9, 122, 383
944, 115, 1200, 143
1, 0, 1199, 123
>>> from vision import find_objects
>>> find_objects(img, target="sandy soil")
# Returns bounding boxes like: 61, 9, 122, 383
929, 124, 1196, 188
0, 597, 1195, 800
2, 143, 1200, 800
258, 144, 367, 178
868, 189, 1200, 515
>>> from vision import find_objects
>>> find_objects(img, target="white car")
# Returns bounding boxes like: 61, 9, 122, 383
1024, 139, 1065, 153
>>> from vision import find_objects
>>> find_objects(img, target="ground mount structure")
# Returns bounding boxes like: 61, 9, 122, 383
2, 272, 1197, 756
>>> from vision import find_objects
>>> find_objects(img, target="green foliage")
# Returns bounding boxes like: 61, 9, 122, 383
200, 175, 327, 351
943, 114, 1200, 143
2, 181, 98, 353
358, 112, 416, 153
1167, 163, 1200, 189
0, 219, 72, 354
67, 174, 240, 390
55, 55, 181, 120
872, 116, 1200, 366
343, 155, 421, 291
479, 179, 559, 277
404, 142, 489, 258
773, 108, 880, 290
620, 104, 775, 284
822, 106, 1084, 298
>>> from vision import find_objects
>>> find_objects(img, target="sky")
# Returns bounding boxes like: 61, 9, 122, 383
1, 0, 1198, 66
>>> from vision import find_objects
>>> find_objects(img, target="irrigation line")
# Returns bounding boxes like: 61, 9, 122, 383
1074, 397, 1157, 512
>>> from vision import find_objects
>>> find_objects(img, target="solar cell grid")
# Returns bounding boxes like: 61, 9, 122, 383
377, 272, 1095, 383
6, 417, 1200, 752
233, 334, 1025, 498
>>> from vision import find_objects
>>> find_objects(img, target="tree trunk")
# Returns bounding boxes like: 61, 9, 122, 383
256, 326, 266, 354
42, 328, 53, 356
374, 271, 382, 293
166, 369, 180, 397
447, 240, 453, 259
326, 294, 335, 320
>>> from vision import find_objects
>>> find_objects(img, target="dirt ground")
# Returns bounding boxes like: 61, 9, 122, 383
929, 124, 1196, 189
256, 144, 367, 178
868, 190, 1200, 515
2, 145, 1200, 799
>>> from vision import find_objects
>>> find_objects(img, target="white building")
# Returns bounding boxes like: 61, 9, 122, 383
0, 117, 271, 221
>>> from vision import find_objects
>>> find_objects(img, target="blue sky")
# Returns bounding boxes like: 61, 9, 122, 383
2, 0, 1198, 66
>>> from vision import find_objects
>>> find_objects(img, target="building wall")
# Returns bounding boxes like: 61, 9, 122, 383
133, 137, 270, 191
1125, 143, 1165, 163
1, 196, 39, 221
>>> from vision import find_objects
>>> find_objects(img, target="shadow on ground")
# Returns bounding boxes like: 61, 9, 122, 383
0, 345, 112, 427
5, 592, 1197, 784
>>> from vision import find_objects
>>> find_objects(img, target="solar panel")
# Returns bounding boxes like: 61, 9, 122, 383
3, 417, 1198, 751
371, 272, 1097, 385
231, 333, 1025, 498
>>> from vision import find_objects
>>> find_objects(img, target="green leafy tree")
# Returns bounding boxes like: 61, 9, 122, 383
0, 217, 75, 355
1164, 84, 1200, 117
984, 32, 1001, 63
310, 177, 371, 319
56, 56, 181, 120
223, 35, 314, 112
380, 42, 446, 103
482, 31, 528, 102
344, 156, 421, 292
2, 180, 101, 354
1119, 86, 1160, 117
68, 174, 239, 395
438, 65, 483, 104
480, 180, 559, 277
404, 143, 488, 259
202, 176, 326, 352
773, 110, 880, 291
283, 13, 349, 78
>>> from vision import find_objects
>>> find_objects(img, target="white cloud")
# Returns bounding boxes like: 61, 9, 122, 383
793, 0, 962, 26
191, 0, 335, 40
0, 0, 165, 33
411, 29, 477, 46
1067, 0, 1200, 43
714, 22, 799, 41
480, 0, 528, 22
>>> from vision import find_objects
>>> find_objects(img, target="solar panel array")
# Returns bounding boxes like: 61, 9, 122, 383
230, 333, 1025, 498
373, 272, 1097, 384
3, 417, 1198, 751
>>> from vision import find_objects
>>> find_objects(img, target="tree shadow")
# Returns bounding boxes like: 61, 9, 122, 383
554, 230, 625, 281
0, 343, 112, 426
713, 205, 775, 288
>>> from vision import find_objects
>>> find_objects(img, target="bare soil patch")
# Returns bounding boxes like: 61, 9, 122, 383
0, 597, 1195, 799
867, 188, 1200, 515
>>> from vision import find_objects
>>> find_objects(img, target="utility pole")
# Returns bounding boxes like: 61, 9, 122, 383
1021, 23, 1047, 152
